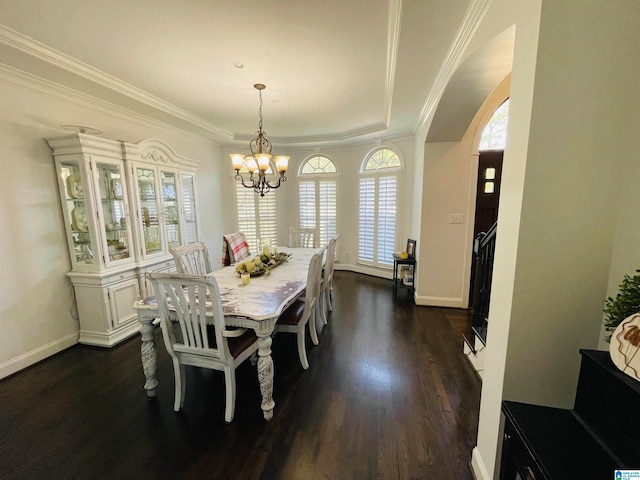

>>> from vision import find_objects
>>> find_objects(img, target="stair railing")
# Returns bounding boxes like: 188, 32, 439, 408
471, 222, 497, 329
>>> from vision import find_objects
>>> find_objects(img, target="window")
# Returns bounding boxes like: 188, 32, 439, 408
479, 99, 509, 151
358, 148, 401, 267
298, 155, 338, 248
234, 160, 277, 252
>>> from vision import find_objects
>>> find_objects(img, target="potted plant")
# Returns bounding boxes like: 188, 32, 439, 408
603, 268, 640, 342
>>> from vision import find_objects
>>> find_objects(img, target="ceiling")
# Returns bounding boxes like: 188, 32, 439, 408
0, 0, 514, 147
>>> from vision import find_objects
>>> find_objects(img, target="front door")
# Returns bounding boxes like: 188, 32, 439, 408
469, 151, 503, 305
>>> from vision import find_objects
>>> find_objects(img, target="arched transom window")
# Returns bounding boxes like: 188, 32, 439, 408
479, 99, 509, 151
297, 155, 339, 248
358, 148, 402, 267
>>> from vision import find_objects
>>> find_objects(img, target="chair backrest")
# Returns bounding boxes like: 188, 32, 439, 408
170, 242, 212, 275
302, 252, 324, 318
222, 232, 251, 266
148, 272, 232, 361
289, 227, 316, 248
324, 236, 337, 283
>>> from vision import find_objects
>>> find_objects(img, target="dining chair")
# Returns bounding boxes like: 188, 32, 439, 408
319, 235, 339, 325
288, 227, 317, 248
148, 272, 259, 423
274, 251, 324, 370
169, 242, 212, 275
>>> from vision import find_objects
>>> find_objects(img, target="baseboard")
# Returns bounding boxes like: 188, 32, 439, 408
0, 333, 78, 380
78, 322, 140, 347
415, 294, 466, 308
470, 446, 491, 480
334, 263, 392, 279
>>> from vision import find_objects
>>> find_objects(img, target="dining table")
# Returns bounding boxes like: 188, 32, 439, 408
133, 246, 324, 421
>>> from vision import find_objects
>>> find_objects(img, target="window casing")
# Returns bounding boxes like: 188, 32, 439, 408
297, 155, 339, 249
234, 160, 278, 252
358, 148, 401, 267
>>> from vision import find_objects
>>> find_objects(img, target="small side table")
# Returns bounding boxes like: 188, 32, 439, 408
392, 253, 416, 299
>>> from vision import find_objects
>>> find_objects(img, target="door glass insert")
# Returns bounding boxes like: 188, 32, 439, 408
96, 162, 131, 262
60, 162, 94, 265
161, 171, 181, 248
181, 173, 198, 244
137, 167, 162, 254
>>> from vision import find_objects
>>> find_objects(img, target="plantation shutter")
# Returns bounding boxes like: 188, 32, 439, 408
377, 176, 397, 265
358, 177, 375, 262
318, 180, 337, 246
235, 183, 258, 250
257, 189, 277, 247
298, 181, 316, 230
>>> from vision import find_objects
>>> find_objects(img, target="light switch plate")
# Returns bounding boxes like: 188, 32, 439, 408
450, 214, 464, 224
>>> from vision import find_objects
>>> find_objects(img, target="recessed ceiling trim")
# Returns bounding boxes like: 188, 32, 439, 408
385, 0, 403, 127
0, 24, 233, 139
414, 0, 494, 135
234, 122, 389, 145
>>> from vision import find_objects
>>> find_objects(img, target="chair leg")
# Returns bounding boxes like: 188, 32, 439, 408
327, 285, 333, 312
320, 288, 328, 325
172, 361, 184, 412
298, 325, 310, 370
309, 309, 319, 346
224, 367, 236, 423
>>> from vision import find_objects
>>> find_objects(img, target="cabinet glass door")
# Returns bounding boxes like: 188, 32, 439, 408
137, 167, 163, 255
181, 173, 198, 244
59, 161, 95, 266
161, 170, 181, 248
96, 161, 132, 264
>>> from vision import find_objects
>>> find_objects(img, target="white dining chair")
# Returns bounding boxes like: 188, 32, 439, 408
274, 251, 324, 369
320, 235, 339, 325
148, 272, 259, 423
169, 242, 212, 275
288, 227, 317, 248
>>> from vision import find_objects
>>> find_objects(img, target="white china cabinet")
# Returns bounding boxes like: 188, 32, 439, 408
49, 134, 202, 347
49, 134, 140, 346
122, 138, 201, 298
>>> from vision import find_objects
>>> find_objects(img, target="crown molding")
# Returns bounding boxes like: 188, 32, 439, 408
414, 0, 494, 135
385, 0, 403, 128
0, 24, 232, 139
0, 63, 219, 145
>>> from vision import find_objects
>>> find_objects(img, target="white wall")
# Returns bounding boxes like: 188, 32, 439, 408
599, 100, 640, 348
418, 75, 511, 308
474, 1, 640, 478
0, 70, 221, 378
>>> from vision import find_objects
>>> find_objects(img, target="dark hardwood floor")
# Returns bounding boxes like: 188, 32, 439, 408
0, 272, 481, 480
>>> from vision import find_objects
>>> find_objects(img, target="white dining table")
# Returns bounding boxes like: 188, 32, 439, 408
133, 246, 324, 421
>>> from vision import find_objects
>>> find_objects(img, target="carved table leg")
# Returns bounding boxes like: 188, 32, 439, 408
256, 332, 275, 420
136, 306, 159, 398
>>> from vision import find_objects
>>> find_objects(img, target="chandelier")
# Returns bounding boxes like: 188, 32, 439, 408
230, 84, 289, 197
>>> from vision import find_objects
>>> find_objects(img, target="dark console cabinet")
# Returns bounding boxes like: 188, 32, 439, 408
500, 350, 640, 479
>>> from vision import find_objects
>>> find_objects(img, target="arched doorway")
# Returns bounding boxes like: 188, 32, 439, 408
469, 99, 509, 318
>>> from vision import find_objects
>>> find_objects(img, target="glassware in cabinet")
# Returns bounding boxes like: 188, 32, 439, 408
58, 161, 95, 265
136, 167, 163, 256
95, 161, 133, 263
